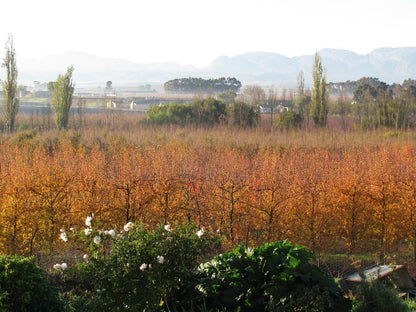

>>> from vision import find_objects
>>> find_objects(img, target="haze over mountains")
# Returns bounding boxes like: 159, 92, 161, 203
17, 48, 416, 87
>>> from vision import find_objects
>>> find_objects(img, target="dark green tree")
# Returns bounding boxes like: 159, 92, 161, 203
51, 66, 74, 130
227, 101, 260, 128
277, 110, 303, 130
353, 84, 377, 104
193, 97, 226, 125
1, 34, 19, 132
311, 52, 329, 127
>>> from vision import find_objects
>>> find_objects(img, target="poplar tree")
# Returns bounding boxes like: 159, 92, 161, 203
1, 34, 19, 132
311, 52, 328, 127
52, 66, 74, 130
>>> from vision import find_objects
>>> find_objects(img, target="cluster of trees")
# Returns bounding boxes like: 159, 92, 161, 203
2, 141, 416, 261
329, 77, 416, 97
350, 79, 416, 129
329, 77, 387, 96
0, 35, 75, 132
164, 77, 242, 94
327, 77, 416, 130
146, 96, 259, 127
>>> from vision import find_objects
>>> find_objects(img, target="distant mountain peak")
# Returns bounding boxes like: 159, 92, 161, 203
15, 47, 416, 85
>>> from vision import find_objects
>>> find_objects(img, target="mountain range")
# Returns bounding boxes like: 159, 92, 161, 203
16, 48, 416, 87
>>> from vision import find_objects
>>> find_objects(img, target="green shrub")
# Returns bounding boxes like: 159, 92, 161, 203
352, 280, 410, 312
146, 99, 226, 126
146, 102, 193, 125
57, 220, 221, 312
0, 255, 64, 312
227, 101, 260, 128
172, 240, 350, 312
277, 110, 303, 130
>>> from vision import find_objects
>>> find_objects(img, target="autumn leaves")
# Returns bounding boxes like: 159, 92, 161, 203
0, 142, 414, 257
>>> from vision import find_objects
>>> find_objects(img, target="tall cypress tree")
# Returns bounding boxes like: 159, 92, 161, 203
52, 66, 74, 130
311, 52, 328, 127
1, 34, 19, 133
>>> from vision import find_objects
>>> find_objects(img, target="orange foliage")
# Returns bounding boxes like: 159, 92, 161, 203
1, 138, 416, 259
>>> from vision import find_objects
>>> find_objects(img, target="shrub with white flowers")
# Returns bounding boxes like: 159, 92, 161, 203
55, 217, 222, 312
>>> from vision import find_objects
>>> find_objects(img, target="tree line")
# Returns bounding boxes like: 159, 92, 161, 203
146, 96, 259, 128
164, 77, 242, 94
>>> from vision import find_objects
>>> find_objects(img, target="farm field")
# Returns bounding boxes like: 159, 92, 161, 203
1, 114, 416, 269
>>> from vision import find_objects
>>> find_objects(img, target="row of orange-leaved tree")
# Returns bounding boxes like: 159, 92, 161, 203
1, 142, 415, 260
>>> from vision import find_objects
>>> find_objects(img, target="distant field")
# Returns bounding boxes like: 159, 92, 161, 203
21, 97, 49, 104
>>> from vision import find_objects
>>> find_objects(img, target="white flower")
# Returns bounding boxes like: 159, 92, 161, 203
83, 254, 88, 260
108, 229, 116, 238
60, 232, 68, 242
157, 255, 165, 264
124, 222, 134, 232
61, 262, 68, 270
164, 224, 171, 232
85, 228, 92, 236
93, 236, 101, 244
139, 263, 147, 271
53, 263, 61, 270
196, 229, 204, 237
85, 215, 93, 227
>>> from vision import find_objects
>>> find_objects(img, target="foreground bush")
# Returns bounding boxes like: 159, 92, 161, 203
0, 255, 63, 312
55, 220, 221, 312
172, 240, 351, 312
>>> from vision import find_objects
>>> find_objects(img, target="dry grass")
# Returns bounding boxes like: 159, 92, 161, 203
8, 112, 416, 151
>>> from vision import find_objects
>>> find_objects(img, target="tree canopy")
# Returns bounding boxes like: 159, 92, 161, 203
164, 77, 241, 94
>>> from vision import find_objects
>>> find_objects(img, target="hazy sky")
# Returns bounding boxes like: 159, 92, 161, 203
1, 0, 415, 67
